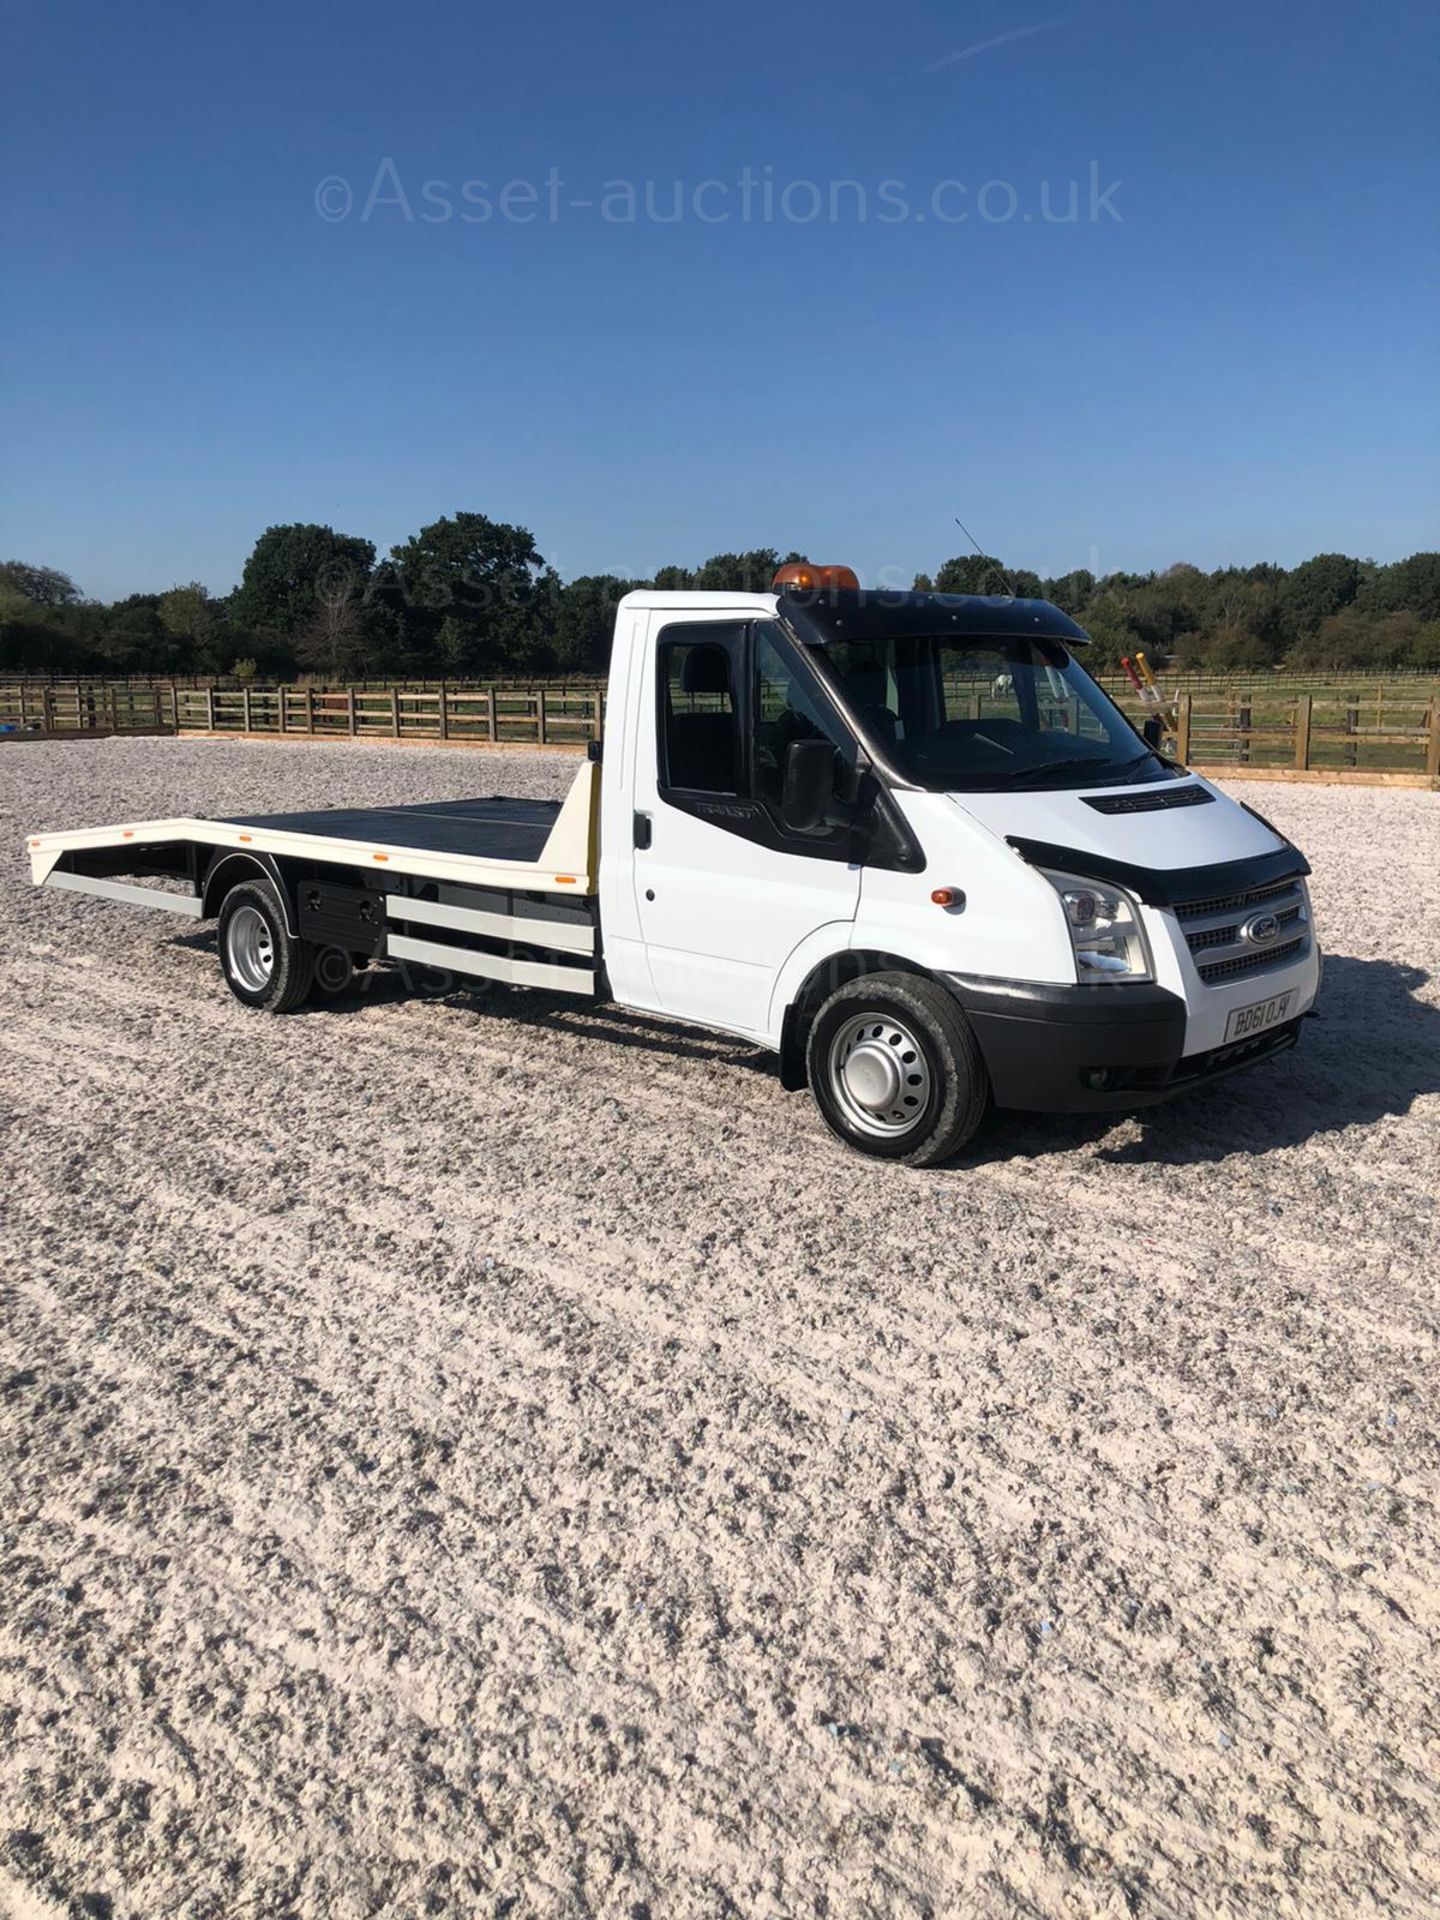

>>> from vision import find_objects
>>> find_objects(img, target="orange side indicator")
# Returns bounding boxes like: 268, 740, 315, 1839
931, 887, 965, 909
122, 830, 135, 839
372, 853, 389, 862
555, 875, 577, 885
238, 833, 252, 843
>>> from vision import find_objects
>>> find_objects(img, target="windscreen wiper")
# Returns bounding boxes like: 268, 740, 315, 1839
1103, 750, 1168, 782
1004, 750, 1160, 789
1001, 756, 1120, 788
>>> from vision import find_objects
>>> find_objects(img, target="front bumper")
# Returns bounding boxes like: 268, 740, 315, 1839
943, 973, 1304, 1114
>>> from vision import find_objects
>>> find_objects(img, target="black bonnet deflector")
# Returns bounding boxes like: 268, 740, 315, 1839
1005, 837, 1309, 908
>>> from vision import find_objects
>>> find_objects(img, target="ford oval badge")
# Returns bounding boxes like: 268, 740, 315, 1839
1243, 912, 1281, 946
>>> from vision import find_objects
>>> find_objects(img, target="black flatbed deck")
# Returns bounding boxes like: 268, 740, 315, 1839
222, 796, 562, 864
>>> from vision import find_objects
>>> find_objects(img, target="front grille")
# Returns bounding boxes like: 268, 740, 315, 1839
1186, 903, 1304, 953
1173, 866, 1311, 988
1196, 936, 1306, 984
1176, 875, 1300, 922
1083, 784, 1215, 816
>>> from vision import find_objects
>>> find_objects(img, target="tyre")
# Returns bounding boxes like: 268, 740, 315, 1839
217, 878, 313, 1013
805, 971, 989, 1166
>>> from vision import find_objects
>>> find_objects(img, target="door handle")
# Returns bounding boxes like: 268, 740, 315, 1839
633, 811, 652, 850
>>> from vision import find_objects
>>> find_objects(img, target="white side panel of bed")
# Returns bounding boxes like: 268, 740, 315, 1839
384, 892, 594, 955
386, 933, 594, 996
43, 871, 205, 917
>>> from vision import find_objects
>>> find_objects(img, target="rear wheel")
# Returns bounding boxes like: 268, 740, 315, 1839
218, 879, 313, 1013
806, 971, 989, 1166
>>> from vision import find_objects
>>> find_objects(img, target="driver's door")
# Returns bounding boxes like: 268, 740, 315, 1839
631, 616, 861, 1038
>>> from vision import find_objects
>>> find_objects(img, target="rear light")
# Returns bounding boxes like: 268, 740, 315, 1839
772, 561, 861, 591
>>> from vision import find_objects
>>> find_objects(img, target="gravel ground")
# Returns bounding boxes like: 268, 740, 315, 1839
1, 737, 1437, 1920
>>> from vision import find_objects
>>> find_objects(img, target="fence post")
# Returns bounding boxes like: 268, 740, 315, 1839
242, 686, 252, 734
1294, 693, 1312, 771
591, 690, 603, 743
205, 687, 215, 732
305, 686, 315, 734
103, 683, 117, 733
1426, 702, 1440, 782
437, 680, 449, 741
486, 689, 497, 742
536, 688, 548, 745
1345, 697, 1359, 768
347, 689, 356, 736
390, 687, 400, 737
1175, 691, 1192, 762
1237, 697, 1251, 766
41, 686, 54, 734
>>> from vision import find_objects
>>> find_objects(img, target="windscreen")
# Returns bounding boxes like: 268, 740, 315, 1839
814, 633, 1172, 792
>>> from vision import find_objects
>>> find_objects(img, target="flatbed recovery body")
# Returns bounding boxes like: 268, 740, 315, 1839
29, 762, 601, 996
26, 578, 1322, 1164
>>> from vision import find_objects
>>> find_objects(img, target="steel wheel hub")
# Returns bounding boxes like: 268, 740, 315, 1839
829, 1013, 932, 1137
227, 904, 276, 992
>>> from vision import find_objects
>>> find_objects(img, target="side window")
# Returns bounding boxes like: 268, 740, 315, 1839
827, 640, 900, 742
753, 622, 854, 815
1035, 660, 1108, 741
658, 626, 741, 794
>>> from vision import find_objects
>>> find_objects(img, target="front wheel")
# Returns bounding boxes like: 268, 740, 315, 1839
218, 879, 313, 1013
806, 972, 989, 1166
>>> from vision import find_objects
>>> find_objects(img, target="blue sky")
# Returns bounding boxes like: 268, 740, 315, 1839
3, 0, 1437, 600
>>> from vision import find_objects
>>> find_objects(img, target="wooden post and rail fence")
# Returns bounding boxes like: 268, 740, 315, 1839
0, 680, 608, 753
2, 675, 1438, 784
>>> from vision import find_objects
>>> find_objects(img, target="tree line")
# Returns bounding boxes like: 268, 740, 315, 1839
3, 518, 1438, 680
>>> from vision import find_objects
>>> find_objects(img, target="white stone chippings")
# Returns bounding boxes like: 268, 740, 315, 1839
0, 736, 1437, 1920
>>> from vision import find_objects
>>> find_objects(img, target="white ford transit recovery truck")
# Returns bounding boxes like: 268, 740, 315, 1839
26, 572, 1321, 1164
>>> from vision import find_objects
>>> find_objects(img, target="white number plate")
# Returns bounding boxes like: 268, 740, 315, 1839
1224, 989, 1295, 1043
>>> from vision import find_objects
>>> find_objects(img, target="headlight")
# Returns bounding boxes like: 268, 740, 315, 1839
1039, 868, 1153, 983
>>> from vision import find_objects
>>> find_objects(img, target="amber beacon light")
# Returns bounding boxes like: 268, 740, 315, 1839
771, 561, 861, 591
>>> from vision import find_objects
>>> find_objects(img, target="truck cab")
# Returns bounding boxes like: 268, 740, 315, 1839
596, 570, 1320, 1160
26, 568, 1321, 1166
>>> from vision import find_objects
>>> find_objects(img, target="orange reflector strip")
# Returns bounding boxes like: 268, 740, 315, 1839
555, 875, 577, 885
238, 833, 252, 843
373, 853, 389, 862
122, 830, 135, 839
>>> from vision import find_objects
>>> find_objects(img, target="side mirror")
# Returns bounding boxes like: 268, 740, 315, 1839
781, 738, 837, 833
1141, 715, 1163, 749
